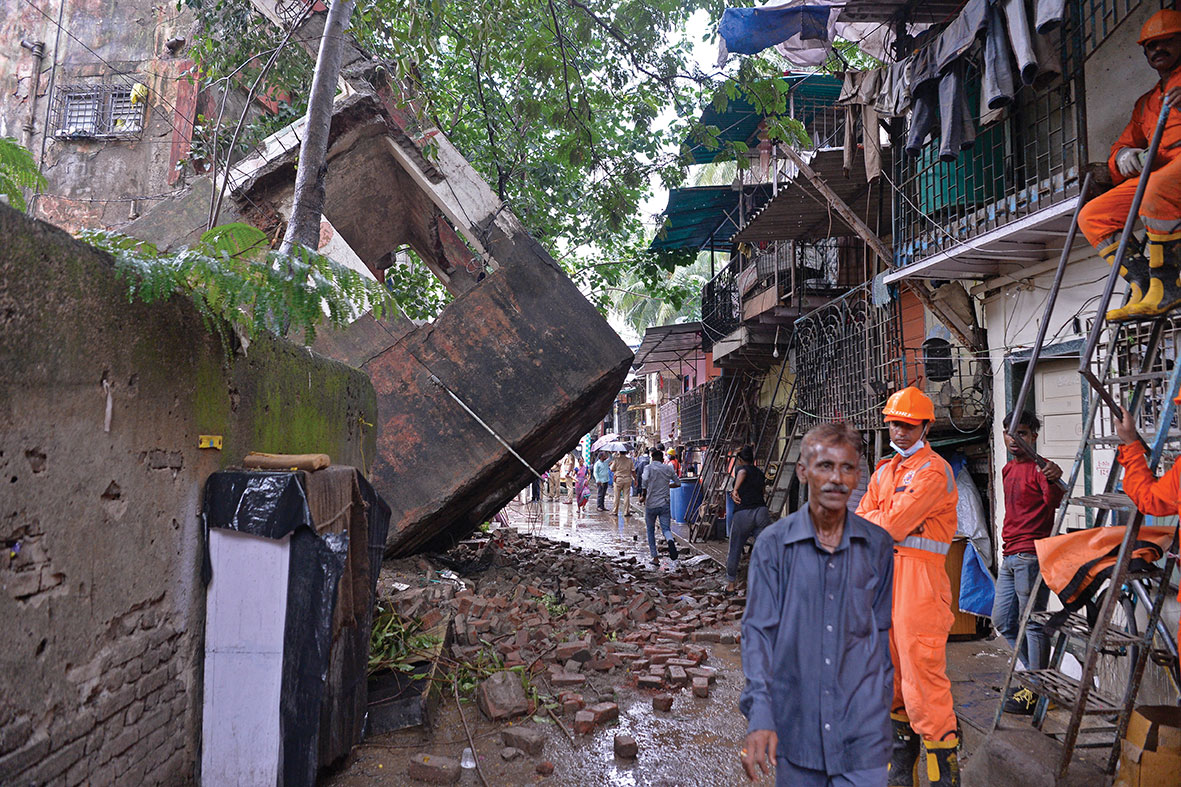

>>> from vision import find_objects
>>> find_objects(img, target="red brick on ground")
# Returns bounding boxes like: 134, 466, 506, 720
587, 702, 619, 723
573, 710, 596, 735
652, 693, 674, 712
614, 733, 639, 759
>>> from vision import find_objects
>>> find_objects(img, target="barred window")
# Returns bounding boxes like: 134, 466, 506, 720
52, 84, 145, 139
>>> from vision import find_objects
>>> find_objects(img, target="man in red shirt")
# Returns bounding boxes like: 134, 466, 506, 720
991, 410, 1064, 715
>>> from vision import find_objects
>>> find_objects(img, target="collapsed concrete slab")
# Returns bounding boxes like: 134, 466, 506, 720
128, 8, 632, 555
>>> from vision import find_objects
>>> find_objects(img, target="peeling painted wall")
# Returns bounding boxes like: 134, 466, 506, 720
0, 0, 197, 232
0, 203, 377, 784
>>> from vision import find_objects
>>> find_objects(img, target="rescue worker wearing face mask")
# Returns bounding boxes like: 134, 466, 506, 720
1078, 9, 1181, 321
855, 387, 960, 787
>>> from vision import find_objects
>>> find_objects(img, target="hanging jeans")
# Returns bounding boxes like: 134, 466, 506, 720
982, 4, 1017, 109
999, 0, 1039, 86
905, 59, 976, 162
1035, 0, 1066, 33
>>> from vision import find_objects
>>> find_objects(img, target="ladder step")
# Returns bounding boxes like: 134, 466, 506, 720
1103, 371, 1171, 385
1029, 611, 1141, 650
1085, 436, 1129, 446
1068, 492, 1135, 510
1012, 669, 1122, 715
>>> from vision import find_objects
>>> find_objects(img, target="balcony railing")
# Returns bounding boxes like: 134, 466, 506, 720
664, 376, 737, 447
742, 239, 869, 312
702, 258, 741, 347
794, 282, 907, 432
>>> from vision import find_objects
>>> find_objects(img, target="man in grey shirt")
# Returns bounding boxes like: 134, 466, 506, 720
639, 448, 681, 569
740, 423, 893, 786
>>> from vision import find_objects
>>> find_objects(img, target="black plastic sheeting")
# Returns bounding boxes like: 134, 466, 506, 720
201, 469, 390, 787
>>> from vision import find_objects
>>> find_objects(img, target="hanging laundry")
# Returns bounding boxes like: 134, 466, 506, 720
933, 0, 989, 72
717, 4, 832, 56
875, 59, 912, 117
982, 3, 1017, 110
1035, 0, 1067, 34
716, 0, 928, 67
997, 0, 1040, 86
906, 58, 976, 162
837, 70, 884, 181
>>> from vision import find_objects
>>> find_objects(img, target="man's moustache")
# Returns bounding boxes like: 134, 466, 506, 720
821, 484, 850, 494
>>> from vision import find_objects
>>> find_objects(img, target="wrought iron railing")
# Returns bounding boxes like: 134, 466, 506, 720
791, 93, 846, 151
794, 282, 907, 431
701, 257, 741, 346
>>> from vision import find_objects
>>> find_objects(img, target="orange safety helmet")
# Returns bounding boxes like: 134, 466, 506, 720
1138, 9, 1181, 45
882, 386, 936, 425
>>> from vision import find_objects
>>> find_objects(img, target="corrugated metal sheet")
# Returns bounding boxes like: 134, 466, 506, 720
649, 185, 771, 252
731, 148, 890, 243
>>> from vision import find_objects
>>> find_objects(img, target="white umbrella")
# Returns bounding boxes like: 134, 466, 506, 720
590, 433, 621, 451
599, 441, 629, 453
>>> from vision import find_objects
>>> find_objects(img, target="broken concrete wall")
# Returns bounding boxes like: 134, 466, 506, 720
0, 203, 376, 784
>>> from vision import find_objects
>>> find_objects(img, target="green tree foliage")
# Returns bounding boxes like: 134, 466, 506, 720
181, 1, 823, 324
0, 137, 47, 211
80, 222, 393, 346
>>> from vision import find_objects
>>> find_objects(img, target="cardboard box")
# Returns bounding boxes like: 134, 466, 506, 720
1115, 706, 1181, 787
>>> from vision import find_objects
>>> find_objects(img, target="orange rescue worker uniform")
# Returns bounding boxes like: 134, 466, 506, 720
856, 387, 959, 787
1078, 9, 1181, 320
1114, 390, 1181, 647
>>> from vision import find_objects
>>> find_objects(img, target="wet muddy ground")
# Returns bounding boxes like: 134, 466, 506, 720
325, 496, 1047, 786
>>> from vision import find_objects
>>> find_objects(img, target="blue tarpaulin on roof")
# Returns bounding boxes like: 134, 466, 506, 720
718, 5, 832, 55
648, 185, 771, 252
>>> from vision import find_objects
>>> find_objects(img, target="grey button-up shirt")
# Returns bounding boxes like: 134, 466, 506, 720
641, 461, 678, 509
739, 507, 894, 775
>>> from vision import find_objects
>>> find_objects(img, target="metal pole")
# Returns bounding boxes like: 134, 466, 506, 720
1079, 102, 1172, 417
1005, 172, 1092, 489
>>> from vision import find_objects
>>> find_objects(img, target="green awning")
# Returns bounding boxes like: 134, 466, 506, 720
648, 184, 771, 252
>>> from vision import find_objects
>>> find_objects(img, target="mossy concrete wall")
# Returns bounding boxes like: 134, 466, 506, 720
0, 203, 376, 785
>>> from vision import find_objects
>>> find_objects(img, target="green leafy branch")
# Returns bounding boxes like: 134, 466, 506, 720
0, 137, 47, 211
369, 603, 444, 675
79, 222, 394, 346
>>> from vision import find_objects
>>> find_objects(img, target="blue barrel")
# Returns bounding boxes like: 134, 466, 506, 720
671, 478, 702, 524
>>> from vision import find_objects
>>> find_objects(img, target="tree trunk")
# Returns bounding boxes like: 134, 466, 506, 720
279, 0, 357, 256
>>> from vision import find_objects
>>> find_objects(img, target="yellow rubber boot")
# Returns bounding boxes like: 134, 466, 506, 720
1098, 240, 1151, 322
1127, 232, 1181, 318
888, 713, 920, 786
925, 736, 960, 787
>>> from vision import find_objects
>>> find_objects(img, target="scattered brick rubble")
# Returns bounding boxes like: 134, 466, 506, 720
383, 528, 747, 782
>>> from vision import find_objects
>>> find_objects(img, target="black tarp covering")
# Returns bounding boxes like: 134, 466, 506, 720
202, 468, 390, 787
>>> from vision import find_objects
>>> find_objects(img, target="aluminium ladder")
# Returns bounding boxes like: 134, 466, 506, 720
992, 103, 1181, 782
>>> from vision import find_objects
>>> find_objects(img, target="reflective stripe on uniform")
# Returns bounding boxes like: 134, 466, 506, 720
900, 535, 950, 555
944, 464, 954, 494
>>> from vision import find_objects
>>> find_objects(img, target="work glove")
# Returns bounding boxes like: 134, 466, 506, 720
1115, 147, 1147, 178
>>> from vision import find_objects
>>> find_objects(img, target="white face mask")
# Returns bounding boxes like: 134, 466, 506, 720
890, 438, 925, 458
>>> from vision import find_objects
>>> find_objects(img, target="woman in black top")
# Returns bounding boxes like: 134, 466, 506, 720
726, 445, 772, 591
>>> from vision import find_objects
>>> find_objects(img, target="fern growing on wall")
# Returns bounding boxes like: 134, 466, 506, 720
80, 223, 394, 346
0, 137, 47, 212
